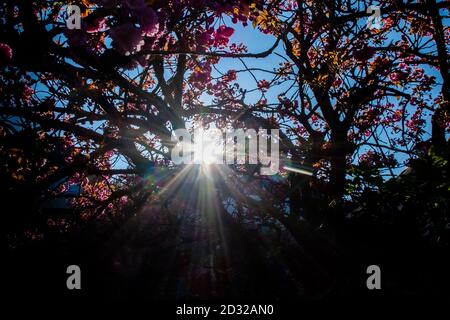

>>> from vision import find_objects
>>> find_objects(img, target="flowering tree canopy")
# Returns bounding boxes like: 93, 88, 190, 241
1, 0, 450, 299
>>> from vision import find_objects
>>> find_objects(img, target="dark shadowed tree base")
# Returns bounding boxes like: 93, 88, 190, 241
3, 205, 450, 301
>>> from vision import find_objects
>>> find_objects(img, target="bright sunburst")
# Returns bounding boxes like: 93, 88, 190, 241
193, 127, 225, 166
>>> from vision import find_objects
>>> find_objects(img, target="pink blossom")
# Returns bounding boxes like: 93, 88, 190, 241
214, 25, 234, 47
0, 43, 13, 60
138, 6, 159, 37
333, 78, 343, 87
389, 72, 400, 82
119, 196, 129, 205
22, 84, 34, 103
257, 79, 270, 92
189, 63, 212, 90
109, 23, 144, 54
85, 17, 108, 33
225, 70, 237, 81
196, 28, 214, 47
218, 25, 234, 37
411, 68, 424, 79
398, 62, 408, 70
55, 183, 68, 194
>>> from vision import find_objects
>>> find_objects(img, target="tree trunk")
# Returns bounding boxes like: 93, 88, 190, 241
329, 130, 350, 204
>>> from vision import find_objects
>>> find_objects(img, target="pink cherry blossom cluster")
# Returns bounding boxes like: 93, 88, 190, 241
64, 0, 240, 64
0, 43, 13, 61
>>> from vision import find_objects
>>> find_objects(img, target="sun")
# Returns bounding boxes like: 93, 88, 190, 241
193, 127, 224, 166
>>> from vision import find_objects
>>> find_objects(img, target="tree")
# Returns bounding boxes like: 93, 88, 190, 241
1, 0, 449, 298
